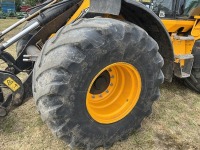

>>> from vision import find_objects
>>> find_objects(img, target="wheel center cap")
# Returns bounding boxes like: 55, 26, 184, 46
90, 70, 110, 95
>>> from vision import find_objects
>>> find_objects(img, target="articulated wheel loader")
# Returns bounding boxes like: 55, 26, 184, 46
0, 0, 199, 149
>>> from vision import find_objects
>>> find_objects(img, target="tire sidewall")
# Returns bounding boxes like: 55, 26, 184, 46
33, 18, 162, 148
67, 41, 156, 142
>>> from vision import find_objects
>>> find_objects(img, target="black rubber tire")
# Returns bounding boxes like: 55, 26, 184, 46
184, 68, 200, 93
33, 18, 164, 149
16, 19, 40, 56
184, 40, 200, 93
0, 89, 3, 103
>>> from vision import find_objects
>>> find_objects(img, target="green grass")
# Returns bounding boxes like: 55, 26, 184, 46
0, 19, 200, 150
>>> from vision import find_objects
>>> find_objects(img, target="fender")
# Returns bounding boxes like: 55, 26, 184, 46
28, 0, 174, 81
88, 0, 174, 81
121, 0, 174, 81
89, 0, 121, 15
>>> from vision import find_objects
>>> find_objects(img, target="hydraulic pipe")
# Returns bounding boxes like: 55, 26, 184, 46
0, 22, 40, 54
0, 0, 58, 38
0, 0, 80, 54
3, 22, 40, 49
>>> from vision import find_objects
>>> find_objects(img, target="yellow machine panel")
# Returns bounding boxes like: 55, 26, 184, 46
162, 19, 195, 33
172, 38, 194, 55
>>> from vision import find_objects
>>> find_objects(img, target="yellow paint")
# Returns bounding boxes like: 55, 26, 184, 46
172, 36, 195, 55
49, 0, 90, 38
86, 62, 142, 124
67, 0, 90, 24
194, 16, 200, 19
161, 15, 200, 69
49, 33, 56, 38
3, 77, 20, 92
49, 0, 200, 70
162, 19, 195, 33
161, 15, 200, 70
175, 58, 185, 67
191, 20, 200, 40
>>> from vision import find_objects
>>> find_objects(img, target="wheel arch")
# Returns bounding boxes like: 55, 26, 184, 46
121, 0, 174, 81
89, 0, 174, 81
24, 0, 175, 81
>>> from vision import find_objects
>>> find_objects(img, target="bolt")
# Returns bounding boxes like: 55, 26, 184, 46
110, 83, 113, 86
92, 95, 95, 99
99, 94, 102, 97
110, 75, 114, 78
106, 90, 109, 93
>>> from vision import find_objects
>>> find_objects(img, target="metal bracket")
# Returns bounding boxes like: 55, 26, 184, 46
174, 54, 194, 78
173, 35, 195, 41
23, 55, 38, 62
0, 71, 33, 117
0, 70, 24, 116
89, 0, 121, 15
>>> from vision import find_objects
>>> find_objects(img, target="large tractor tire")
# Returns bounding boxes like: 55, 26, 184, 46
0, 89, 3, 103
33, 18, 164, 149
184, 40, 200, 93
185, 68, 200, 93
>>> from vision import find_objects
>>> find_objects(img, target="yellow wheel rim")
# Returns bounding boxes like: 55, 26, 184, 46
86, 62, 142, 124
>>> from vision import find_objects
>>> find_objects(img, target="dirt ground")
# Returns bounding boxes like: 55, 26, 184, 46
0, 19, 200, 150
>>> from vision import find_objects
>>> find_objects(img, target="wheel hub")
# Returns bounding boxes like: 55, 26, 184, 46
86, 62, 142, 124
90, 71, 110, 95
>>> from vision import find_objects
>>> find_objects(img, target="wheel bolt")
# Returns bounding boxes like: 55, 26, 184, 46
92, 95, 95, 99
110, 83, 113, 86
106, 90, 109, 93
110, 75, 114, 78
99, 94, 102, 97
